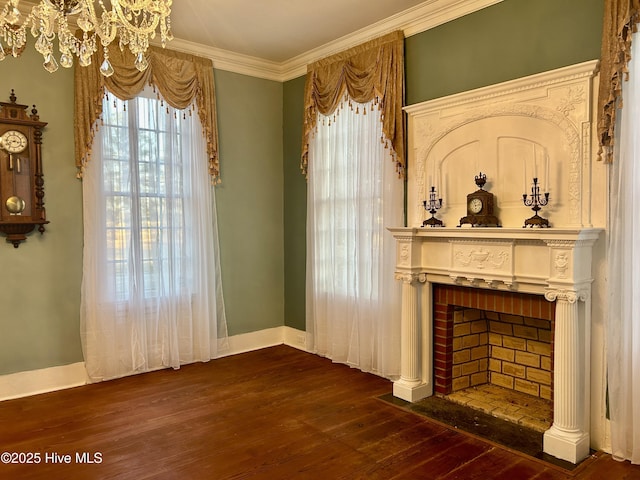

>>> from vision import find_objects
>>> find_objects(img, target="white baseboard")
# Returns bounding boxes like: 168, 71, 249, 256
221, 325, 309, 356
0, 326, 309, 402
0, 362, 88, 402
283, 326, 311, 352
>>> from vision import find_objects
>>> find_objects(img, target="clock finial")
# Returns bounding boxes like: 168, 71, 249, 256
474, 171, 487, 189
9, 89, 16, 104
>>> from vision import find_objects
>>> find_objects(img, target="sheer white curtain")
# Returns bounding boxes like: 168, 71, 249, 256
81, 88, 228, 382
306, 98, 403, 378
607, 33, 640, 464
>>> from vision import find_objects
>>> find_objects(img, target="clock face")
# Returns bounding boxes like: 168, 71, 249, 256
2, 130, 28, 154
468, 198, 483, 214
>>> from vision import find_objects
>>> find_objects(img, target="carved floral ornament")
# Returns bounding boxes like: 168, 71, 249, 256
399, 244, 410, 266
454, 247, 509, 270
556, 86, 586, 118
554, 253, 570, 278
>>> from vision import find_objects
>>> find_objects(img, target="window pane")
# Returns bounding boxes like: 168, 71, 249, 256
100, 93, 191, 300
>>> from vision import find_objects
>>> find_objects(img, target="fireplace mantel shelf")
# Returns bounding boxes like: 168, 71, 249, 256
389, 226, 602, 240
388, 226, 602, 296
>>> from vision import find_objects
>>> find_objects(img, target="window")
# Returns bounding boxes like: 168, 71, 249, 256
100, 91, 191, 301
306, 98, 403, 377
80, 87, 227, 381
309, 101, 385, 300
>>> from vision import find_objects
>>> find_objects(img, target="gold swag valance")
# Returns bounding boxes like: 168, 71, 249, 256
301, 30, 405, 177
75, 45, 221, 183
597, 0, 640, 163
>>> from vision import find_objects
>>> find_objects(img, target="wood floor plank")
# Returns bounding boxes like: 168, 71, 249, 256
438, 447, 536, 480
490, 458, 551, 480
1, 345, 640, 479
395, 436, 493, 479
357, 429, 468, 480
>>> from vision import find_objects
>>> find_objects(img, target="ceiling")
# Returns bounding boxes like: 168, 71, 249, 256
169, 0, 429, 64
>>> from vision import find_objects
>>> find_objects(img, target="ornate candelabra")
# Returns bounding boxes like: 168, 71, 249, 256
522, 177, 550, 228
422, 186, 443, 227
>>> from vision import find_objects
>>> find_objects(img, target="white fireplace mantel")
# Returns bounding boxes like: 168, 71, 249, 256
389, 226, 602, 464
394, 59, 607, 464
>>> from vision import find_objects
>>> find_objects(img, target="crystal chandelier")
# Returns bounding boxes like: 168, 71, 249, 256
0, 0, 173, 76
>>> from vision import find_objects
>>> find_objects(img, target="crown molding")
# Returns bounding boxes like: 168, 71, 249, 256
170, 0, 503, 82
402, 0, 502, 37
278, 0, 503, 81
165, 38, 285, 81
17, 0, 502, 82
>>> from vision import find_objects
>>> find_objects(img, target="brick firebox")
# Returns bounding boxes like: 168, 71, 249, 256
434, 284, 555, 401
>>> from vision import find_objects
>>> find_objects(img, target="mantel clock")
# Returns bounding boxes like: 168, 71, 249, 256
0, 90, 48, 247
458, 172, 500, 227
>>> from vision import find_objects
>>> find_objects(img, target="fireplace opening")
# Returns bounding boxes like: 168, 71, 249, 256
434, 284, 555, 432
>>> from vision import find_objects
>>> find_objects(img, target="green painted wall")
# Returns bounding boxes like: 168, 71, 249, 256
282, 0, 605, 330
406, 0, 604, 104
214, 71, 285, 336
0, 47, 83, 375
283, 77, 307, 331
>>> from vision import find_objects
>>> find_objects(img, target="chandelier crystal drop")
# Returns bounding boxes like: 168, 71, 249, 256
0, 0, 173, 75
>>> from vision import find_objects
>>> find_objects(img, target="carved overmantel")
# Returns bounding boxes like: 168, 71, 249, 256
404, 60, 602, 231
389, 227, 602, 464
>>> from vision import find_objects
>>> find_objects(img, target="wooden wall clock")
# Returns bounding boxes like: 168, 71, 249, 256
458, 172, 500, 227
0, 90, 48, 248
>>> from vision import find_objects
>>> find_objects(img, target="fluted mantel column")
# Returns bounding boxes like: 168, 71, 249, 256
393, 272, 432, 402
543, 288, 590, 464
397, 273, 421, 386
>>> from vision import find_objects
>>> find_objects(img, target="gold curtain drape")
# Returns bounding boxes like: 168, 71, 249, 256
598, 0, 640, 162
301, 30, 405, 176
75, 45, 221, 182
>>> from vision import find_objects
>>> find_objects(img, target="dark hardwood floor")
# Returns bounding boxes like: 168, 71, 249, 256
1, 345, 639, 479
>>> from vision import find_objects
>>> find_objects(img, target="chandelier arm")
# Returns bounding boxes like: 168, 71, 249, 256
111, 0, 164, 36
